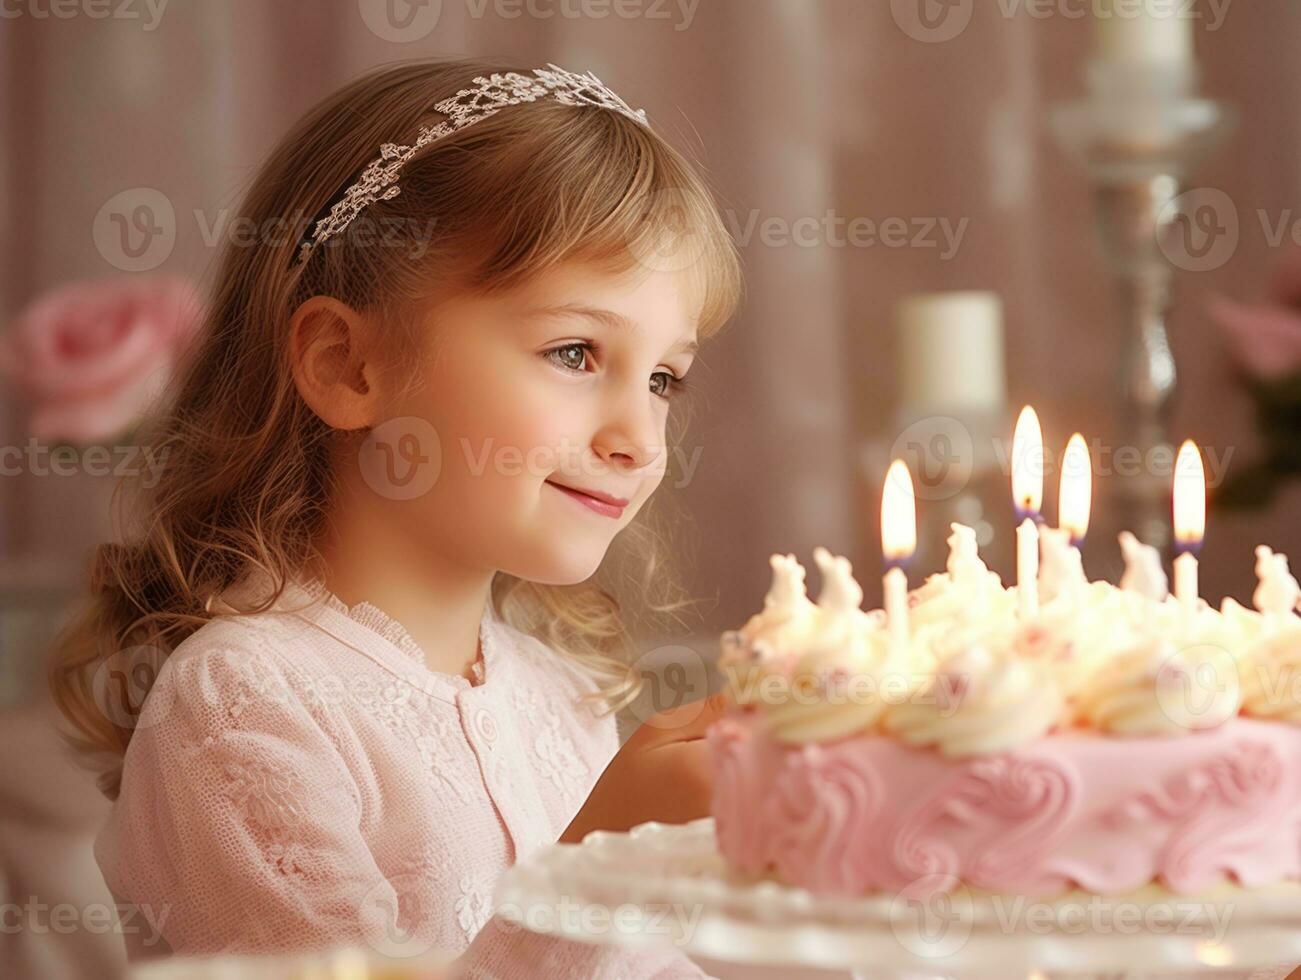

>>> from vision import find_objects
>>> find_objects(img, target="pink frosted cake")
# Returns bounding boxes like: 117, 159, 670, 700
707, 525, 1301, 900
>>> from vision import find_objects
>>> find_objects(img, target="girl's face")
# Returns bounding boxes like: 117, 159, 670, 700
376, 259, 701, 585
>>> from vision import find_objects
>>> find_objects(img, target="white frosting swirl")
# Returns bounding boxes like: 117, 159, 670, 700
1073, 617, 1242, 735
882, 643, 1065, 757
999, 582, 1146, 713
1238, 616, 1301, 723
756, 550, 895, 743
725, 534, 1300, 751
719, 553, 820, 706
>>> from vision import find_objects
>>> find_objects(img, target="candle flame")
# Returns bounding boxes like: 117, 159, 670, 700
1058, 433, 1092, 541
1011, 405, 1044, 516
1173, 439, 1206, 546
882, 459, 917, 561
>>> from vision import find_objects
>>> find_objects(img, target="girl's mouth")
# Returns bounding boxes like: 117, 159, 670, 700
544, 480, 628, 519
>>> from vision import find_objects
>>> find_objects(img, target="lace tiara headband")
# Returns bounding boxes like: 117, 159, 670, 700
295, 63, 650, 266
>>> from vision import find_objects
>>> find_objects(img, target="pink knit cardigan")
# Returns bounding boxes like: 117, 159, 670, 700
92, 573, 713, 978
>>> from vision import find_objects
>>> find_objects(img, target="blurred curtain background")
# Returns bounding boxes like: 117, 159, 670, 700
1, 1, 1300, 973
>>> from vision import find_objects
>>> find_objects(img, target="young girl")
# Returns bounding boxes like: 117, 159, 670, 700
48, 58, 741, 977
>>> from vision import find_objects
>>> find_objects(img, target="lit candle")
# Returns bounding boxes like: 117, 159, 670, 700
1012, 406, 1044, 618
1172, 439, 1205, 610
1039, 433, 1092, 602
1058, 433, 1092, 547
882, 459, 916, 659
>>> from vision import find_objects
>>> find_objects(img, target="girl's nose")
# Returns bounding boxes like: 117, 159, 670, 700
592, 390, 664, 474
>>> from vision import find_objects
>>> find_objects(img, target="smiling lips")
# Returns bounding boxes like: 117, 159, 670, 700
545, 480, 628, 518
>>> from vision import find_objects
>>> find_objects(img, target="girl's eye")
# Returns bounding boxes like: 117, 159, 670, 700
545, 343, 591, 373
544, 342, 691, 400
650, 371, 689, 399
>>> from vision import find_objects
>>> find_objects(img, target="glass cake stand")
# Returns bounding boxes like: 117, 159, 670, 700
493, 818, 1301, 980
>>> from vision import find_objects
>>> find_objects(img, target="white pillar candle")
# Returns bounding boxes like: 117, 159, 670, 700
1092, 0, 1194, 66
895, 291, 1007, 415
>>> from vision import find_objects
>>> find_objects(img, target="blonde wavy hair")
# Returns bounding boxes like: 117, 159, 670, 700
47, 57, 743, 801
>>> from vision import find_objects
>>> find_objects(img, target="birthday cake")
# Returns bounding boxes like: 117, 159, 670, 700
707, 525, 1301, 900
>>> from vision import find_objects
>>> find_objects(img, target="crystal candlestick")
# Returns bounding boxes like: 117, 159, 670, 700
1050, 62, 1234, 552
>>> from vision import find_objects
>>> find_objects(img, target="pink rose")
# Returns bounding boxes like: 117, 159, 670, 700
1211, 246, 1301, 382
0, 276, 203, 444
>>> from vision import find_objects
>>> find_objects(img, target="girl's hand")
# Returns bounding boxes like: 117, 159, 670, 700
558, 690, 730, 844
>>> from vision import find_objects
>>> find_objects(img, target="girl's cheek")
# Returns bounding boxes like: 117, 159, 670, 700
443, 393, 587, 484
411, 339, 592, 479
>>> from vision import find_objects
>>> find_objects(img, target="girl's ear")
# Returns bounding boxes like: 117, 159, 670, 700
288, 296, 386, 430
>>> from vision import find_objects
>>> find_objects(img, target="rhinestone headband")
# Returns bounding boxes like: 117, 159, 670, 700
295, 63, 650, 266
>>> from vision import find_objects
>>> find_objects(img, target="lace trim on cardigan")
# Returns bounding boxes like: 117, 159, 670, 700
297, 578, 486, 686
